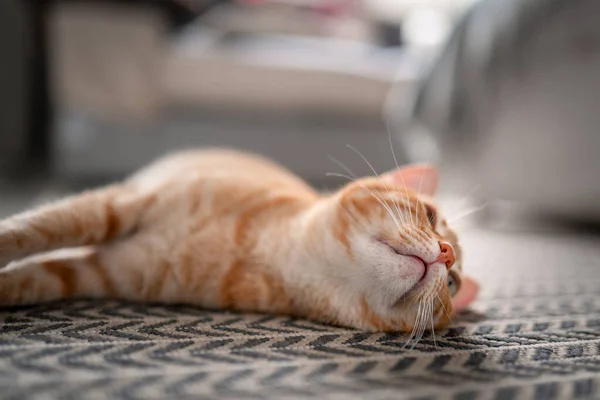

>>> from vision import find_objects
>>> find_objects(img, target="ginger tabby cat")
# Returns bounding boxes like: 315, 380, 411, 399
0, 149, 478, 334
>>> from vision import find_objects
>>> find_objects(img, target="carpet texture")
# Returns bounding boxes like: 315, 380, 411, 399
1, 226, 599, 400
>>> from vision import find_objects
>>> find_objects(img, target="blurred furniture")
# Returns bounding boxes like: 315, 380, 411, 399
0, 1, 48, 178
392, 0, 600, 222
0, 0, 208, 181
46, 1, 418, 186
0, 1, 27, 174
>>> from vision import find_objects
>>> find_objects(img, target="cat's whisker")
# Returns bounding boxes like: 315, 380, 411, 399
444, 185, 481, 215
386, 120, 415, 228
327, 154, 358, 180
409, 170, 426, 227
440, 184, 483, 224
344, 144, 379, 179
410, 303, 421, 342
374, 188, 406, 228
448, 221, 469, 231
325, 172, 403, 233
323, 173, 360, 221
446, 205, 487, 224
411, 298, 428, 348
338, 203, 370, 236
385, 122, 406, 225
386, 120, 400, 171
436, 292, 454, 328
454, 184, 482, 210
344, 144, 405, 227
419, 300, 430, 340
395, 174, 415, 227
325, 171, 354, 182
404, 301, 422, 349
322, 173, 371, 234
424, 304, 432, 341
336, 199, 379, 239
415, 314, 426, 347
429, 298, 437, 349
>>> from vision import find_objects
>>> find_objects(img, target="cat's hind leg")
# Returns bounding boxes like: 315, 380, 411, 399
0, 184, 156, 268
0, 232, 184, 307
0, 248, 111, 306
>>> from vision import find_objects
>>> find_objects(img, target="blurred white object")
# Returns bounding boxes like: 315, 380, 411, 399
365, 0, 476, 47
48, 1, 421, 184
403, 7, 451, 47
365, 0, 474, 20
391, 0, 600, 222
50, 2, 410, 121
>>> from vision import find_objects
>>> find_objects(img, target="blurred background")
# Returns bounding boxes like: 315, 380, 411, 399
4, 3, 600, 397
1, 0, 600, 231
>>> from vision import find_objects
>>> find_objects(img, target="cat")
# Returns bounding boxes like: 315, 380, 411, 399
0, 149, 478, 333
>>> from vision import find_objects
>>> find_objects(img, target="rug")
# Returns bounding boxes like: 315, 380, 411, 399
1, 225, 599, 399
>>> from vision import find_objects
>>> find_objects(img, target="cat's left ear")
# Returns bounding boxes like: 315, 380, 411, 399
382, 164, 439, 197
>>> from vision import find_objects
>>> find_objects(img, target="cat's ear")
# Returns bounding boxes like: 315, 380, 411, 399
452, 275, 479, 312
382, 164, 439, 196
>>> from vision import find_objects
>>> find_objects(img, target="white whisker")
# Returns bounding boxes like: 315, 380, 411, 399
442, 184, 483, 224
410, 298, 429, 348
394, 173, 414, 226
413, 307, 425, 347
327, 154, 358, 179
446, 205, 486, 224
404, 301, 421, 349
385, 124, 418, 227
413, 169, 427, 226
386, 120, 400, 171
345, 144, 405, 226
419, 301, 429, 340
436, 292, 454, 327
454, 184, 482, 210
385, 120, 409, 225
430, 298, 437, 349
323, 173, 374, 233
345, 144, 380, 179
325, 172, 402, 233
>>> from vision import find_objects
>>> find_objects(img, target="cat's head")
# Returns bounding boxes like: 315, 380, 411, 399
326, 164, 478, 332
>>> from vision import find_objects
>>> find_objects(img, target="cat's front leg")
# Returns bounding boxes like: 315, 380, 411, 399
0, 184, 155, 268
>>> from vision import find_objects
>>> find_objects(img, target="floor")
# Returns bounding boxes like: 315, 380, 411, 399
1, 188, 600, 399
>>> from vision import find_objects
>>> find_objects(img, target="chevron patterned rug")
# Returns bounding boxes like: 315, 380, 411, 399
1, 223, 599, 399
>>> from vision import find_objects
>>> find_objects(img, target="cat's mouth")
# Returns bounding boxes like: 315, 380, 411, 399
376, 240, 447, 309
378, 239, 427, 282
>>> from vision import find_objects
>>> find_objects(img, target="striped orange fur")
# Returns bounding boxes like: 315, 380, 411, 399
0, 149, 470, 333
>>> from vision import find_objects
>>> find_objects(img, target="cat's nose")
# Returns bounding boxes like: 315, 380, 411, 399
436, 241, 455, 269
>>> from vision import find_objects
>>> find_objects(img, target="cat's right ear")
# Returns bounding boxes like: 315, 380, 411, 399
381, 164, 439, 197
453, 275, 479, 312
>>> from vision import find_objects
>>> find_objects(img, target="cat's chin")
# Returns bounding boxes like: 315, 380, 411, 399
364, 239, 436, 309
389, 263, 447, 309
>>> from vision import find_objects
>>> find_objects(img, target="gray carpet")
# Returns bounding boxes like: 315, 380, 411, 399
1, 198, 600, 399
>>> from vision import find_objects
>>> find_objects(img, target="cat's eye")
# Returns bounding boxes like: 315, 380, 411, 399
447, 272, 460, 297
425, 204, 437, 226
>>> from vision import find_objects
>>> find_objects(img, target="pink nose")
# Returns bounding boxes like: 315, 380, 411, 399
436, 241, 455, 269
